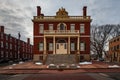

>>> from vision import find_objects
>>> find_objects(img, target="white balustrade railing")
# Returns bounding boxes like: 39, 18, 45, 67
44, 30, 79, 35
33, 16, 91, 20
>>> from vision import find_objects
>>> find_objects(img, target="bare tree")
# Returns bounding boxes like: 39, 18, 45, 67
91, 24, 120, 60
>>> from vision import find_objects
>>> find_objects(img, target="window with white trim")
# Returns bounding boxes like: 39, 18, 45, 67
39, 42, 43, 51
70, 24, 75, 31
49, 43, 53, 51
6, 35, 8, 40
39, 24, 44, 33
6, 43, 8, 49
80, 24, 85, 33
49, 24, 53, 30
1, 41, 3, 48
71, 43, 75, 51
1, 33, 3, 39
80, 42, 85, 51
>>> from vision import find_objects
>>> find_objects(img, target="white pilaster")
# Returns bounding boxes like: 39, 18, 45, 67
77, 36, 80, 53
68, 37, 70, 54
44, 37, 46, 54
53, 36, 55, 54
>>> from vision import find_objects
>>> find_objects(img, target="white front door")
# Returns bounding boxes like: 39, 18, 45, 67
56, 43, 67, 54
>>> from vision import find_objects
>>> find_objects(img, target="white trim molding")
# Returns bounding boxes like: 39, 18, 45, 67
80, 35, 90, 37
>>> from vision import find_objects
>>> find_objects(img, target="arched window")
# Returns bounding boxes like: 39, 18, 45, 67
57, 39, 66, 43
60, 23, 65, 30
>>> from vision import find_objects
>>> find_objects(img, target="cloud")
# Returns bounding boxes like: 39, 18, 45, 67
0, 0, 120, 44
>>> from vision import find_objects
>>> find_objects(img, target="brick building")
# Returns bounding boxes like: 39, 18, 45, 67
109, 35, 120, 62
32, 6, 92, 63
0, 26, 33, 63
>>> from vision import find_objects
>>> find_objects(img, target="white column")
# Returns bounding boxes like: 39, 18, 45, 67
44, 37, 46, 54
77, 36, 80, 54
68, 37, 70, 54
53, 36, 55, 54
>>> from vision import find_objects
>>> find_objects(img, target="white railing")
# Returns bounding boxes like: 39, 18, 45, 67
44, 30, 79, 35
33, 16, 91, 20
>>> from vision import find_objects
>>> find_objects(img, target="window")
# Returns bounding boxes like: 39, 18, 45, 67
6, 43, 8, 49
60, 23, 65, 30
1, 41, 3, 48
80, 24, 85, 33
15, 45, 17, 50
10, 52, 12, 58
64, 44, 67, 49
6, 35, 8, 40
10, 37, 12, 42
39, 24, 44, 33
49, 43, 53, 51
49, 24, 53, 30
71, 43, 75, 51
39, 42, 43, 51
1, 51, 4, 58
116, 45, 119, 49
57, 44, 59, 49
70, 24, 75, 32
1, 33, 3, 39
80, 42, 85, 51
6, 52, 8, 58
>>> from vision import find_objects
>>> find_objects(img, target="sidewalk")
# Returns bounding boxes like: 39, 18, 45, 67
1, 61, 110, 69
0, 61, 120, 74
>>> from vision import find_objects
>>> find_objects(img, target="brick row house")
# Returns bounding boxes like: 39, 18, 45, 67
32, 6, 92, 63
0, 26, 33, 62
109, 35, 120, 62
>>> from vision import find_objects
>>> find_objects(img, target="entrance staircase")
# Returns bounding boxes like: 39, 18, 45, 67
45, 54, 76, 64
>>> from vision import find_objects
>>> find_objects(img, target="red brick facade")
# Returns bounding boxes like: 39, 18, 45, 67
32, 6, 92, 62
109, 36, 120, 62
0, 26, 33, 62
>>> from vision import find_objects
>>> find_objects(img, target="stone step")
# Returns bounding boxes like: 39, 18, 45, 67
46, 54, 76, 64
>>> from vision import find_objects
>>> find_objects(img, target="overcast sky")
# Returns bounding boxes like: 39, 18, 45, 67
0, 0, 120, 44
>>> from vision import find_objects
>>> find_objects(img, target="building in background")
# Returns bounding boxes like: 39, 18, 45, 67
32, 6, 92, 63
109, 35, 120, 62
0, 26, 33, 63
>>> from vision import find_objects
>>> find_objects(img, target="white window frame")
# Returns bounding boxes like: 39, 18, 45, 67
80, 24, 85, 33
80, 42, 85, 51
49, 24, 53, 30
1, 33, 3, 39
39, 24, 44, 33
6, 35, 8, 40
70, 24, 75, 32
6, 43, 8, 49
39, 42, 43, 51
71, 43, 75, 51
1, 41, 3, 48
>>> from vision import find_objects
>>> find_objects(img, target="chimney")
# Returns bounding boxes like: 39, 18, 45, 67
83, 6, 87, 16
0, 26, 4, 33
37, 6, 41, 16
27, 38, 30, 44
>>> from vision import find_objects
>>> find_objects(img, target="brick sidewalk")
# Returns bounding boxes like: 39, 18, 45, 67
0, 61, 120, 74
1, 61, 110, 69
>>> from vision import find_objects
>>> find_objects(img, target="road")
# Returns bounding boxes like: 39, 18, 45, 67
0, 73, 120, 80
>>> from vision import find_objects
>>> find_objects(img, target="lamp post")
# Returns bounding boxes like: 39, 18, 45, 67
18, 32, 21, 62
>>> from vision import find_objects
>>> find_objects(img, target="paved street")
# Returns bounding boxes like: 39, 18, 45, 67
0, 61, 120, 80
0, 73, 120, 80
